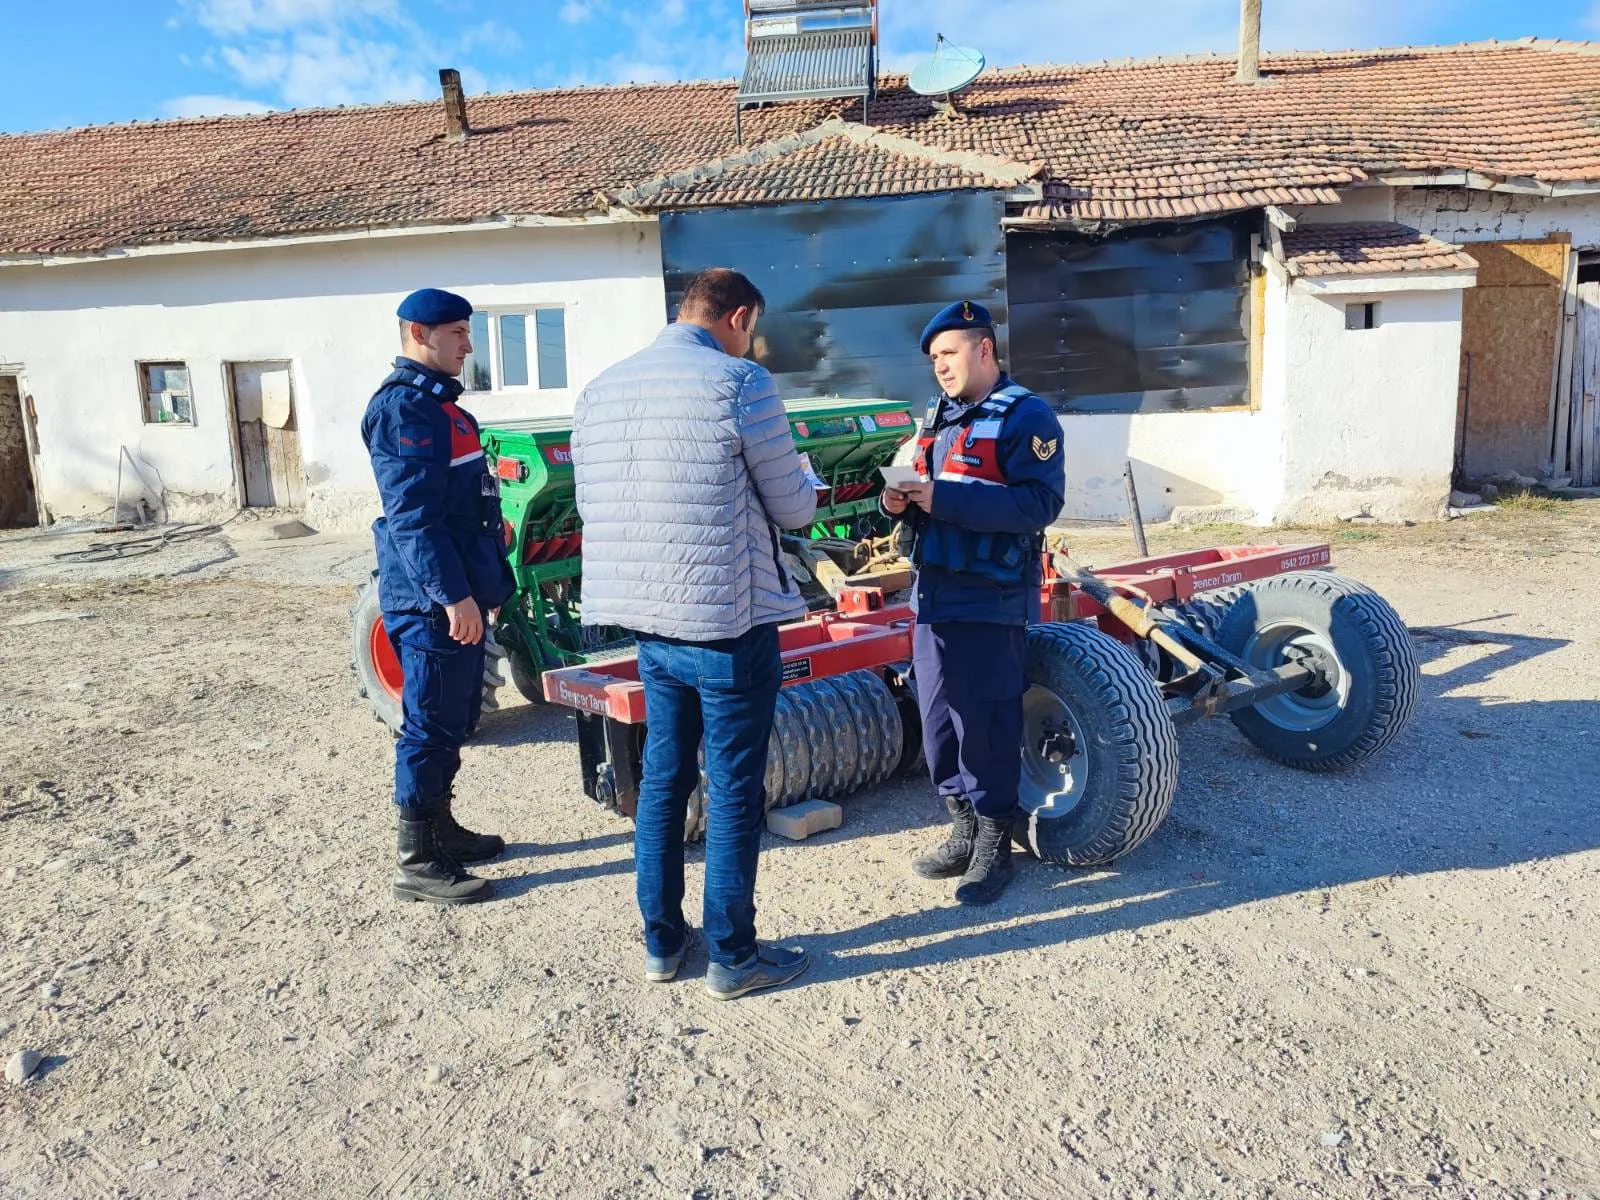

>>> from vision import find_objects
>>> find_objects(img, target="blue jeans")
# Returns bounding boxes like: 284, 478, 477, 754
385, 609, 486, 810
634, 623, 781, 967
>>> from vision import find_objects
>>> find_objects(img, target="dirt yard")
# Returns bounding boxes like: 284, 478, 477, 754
0, 502, 1597, 1199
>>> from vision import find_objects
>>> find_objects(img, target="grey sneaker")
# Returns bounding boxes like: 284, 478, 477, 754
644, 926, 698, 983
703, 942, 809, 1001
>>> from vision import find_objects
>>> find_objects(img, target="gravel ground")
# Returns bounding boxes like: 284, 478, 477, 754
0, 502, 1596, 1199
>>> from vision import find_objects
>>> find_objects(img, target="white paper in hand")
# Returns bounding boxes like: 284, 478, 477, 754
879, 465, 924, 490
797, 452, 828, 491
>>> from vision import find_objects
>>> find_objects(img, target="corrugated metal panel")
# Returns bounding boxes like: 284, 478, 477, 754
737, 30, 872, 103
1007, 220, 1254, 414
661, 191, 1007, 412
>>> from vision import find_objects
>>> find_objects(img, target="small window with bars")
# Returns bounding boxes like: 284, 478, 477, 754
462, 308, 568, 393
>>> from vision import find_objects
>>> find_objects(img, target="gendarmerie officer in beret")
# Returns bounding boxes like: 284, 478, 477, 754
361, 288, 516, 905
881, 301, 1066, 904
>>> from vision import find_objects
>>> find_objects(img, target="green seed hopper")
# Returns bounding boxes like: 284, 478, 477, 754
476, 397, 915, 701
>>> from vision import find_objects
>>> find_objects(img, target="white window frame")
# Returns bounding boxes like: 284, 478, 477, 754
462, 305, 568, 394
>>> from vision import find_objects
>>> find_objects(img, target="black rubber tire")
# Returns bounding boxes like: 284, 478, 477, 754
349, 571, 506, 738
498, 626, 547, 705
350, 576, 403, 736
1215, 572, 1420, 771
1017, 622, 1180, 868
1172, 585, 1250, 641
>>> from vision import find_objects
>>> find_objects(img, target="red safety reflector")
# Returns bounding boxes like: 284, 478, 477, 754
495, 457, 526, 482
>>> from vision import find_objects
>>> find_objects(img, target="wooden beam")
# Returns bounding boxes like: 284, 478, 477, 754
1553, 253, 1580, 474
1263, 205, 1298, 233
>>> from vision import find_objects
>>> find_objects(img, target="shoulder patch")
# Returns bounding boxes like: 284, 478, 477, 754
1031, 434, 1059, 461
396, 425, 436, 459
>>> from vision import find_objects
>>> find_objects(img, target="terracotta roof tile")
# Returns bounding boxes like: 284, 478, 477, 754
5, 41, 1600, 256
1279, 222, 1478, 275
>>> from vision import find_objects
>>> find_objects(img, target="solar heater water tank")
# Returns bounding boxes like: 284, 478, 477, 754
736, 0, 879, 142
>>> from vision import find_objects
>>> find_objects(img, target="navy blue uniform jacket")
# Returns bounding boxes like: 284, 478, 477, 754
361, 357, 515, 615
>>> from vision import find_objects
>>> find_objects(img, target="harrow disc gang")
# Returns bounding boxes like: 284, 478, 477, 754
683, 668, 905, 841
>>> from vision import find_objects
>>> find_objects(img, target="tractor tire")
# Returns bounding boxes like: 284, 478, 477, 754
351, 577, 404, 735
349, 572, 507, 738
1215, 572, 1419, 771
497, 626, 547, 705
1017, 622, 1180, 868
1172, 585, 1249, 642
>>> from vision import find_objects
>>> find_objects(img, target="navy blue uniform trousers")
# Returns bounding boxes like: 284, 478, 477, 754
385, 609, 486, 810
913, 622, 1026, 819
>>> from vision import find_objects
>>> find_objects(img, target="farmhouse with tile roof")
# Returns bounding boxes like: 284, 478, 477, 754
1, 39, 1597, 530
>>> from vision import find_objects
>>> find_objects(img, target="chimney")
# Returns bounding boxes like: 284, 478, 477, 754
439, 68, 469, 141
1235, 0, 1262, 83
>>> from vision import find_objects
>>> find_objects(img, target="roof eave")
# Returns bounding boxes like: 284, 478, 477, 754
0, 209, 650, 269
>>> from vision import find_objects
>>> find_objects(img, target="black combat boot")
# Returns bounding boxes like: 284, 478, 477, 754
911, 795, 978, 879
953, 815, 1015, 906
393, 810, 492, 905
434, 790, 505, 864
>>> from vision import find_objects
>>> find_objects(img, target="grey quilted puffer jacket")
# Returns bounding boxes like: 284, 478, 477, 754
571, 323, 818, 640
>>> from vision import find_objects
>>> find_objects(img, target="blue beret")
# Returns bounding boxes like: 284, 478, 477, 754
919, 300, 995, 353
397, 288, 472, 325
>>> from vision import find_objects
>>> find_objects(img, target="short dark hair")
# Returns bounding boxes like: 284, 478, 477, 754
680, 268, 765, 323
944, 325, 998, 361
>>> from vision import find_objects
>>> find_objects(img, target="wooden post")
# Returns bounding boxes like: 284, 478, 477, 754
1550, 246, 1578, 475
1123, 460, 1149, 558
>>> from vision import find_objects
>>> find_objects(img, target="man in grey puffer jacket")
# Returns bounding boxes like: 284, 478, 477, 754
572, 269, 817, 1000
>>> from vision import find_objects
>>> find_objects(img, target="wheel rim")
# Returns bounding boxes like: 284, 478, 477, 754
1241, 620, 1348, 732
368, 617, 404, 702
1019, 685, 1089, 819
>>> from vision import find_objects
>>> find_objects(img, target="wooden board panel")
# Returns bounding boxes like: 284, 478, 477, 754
1457, 239, 1569, 480
1575, 283, 1600, 485
231, 362, 304, 508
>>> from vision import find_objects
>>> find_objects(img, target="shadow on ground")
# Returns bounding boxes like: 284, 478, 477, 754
787, 620, 1591, 987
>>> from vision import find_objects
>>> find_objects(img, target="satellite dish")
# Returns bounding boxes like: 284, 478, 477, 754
909, 34, 985, 99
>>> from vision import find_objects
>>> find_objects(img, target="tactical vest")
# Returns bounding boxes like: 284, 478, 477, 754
911, 383, 1043, 584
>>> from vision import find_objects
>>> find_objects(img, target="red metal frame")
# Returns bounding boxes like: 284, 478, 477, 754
540, 543, 1332, 723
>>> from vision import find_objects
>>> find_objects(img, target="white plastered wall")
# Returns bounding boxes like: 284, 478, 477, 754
1271, 260, 1471, 524
0, 220, 667, 530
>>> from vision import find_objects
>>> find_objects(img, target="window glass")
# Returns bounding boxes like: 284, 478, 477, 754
536, 308, 568, 390
499, 313, 529, 388
463, 312, 492, 391
141, 362, 194, 425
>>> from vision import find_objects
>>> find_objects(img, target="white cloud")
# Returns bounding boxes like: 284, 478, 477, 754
221, 30, 432, 107
220, 43, 290, 88
162, 94, 275, 118
560, 1, 597, 25
458, 19, 523, 55
176, 0, 438, 112
187, 0, 398, 37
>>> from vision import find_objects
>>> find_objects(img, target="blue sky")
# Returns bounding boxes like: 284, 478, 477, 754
5, 0, 1599, 134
